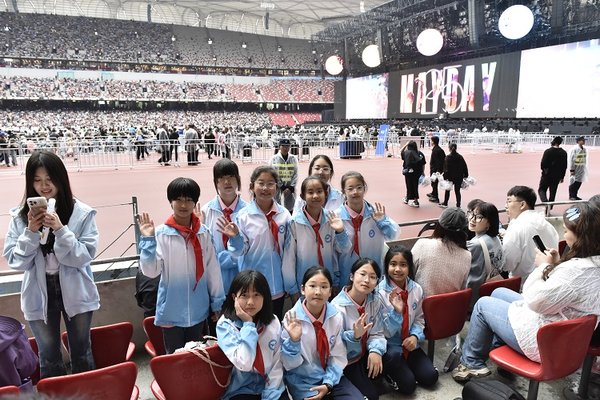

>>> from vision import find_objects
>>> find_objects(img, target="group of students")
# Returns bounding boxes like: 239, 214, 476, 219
4, 148, 600, 400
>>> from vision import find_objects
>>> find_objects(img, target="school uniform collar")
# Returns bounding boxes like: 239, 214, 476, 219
294, 298, 338, 323
248, 199, 286, 216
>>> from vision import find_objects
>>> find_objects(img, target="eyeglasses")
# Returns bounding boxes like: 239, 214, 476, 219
505, 198, 523, 205
312, 166, 331, 173
565, 207, 581, 221
466, 211, 485, 222
255, 181, 277, 189
344, 185, 365, 194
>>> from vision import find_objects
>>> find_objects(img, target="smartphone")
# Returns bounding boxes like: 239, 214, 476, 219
26, 197, 48, 210
532, 235, 547, 252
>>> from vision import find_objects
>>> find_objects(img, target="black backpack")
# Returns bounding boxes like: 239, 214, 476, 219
462, 379, 526, 400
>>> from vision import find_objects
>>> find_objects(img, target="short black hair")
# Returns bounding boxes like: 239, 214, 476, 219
300, 176, 328, 201
213, 159, 241, 192
507, 185, 536, 210
383, 245, 415, 282
221, 270, 274, 325
167, 177, 200, 203
431, 136, 440, 145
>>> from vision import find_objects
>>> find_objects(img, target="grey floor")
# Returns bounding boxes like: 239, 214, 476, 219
132, 335, 598, 400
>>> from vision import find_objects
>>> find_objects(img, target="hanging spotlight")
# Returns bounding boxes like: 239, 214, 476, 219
361, 44, 380, 68
498, 5, 534, 40
208, 38, 213, 44
242, 42, 247, 49
325, 55, 344, 75
416, 29, 444, 56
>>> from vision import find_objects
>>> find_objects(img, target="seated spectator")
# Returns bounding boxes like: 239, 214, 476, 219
453, 202, 600, 381
502, 186, 559, 283
0, 315, 38, 392
466, 201, 505, 305
413, 207, 471, 296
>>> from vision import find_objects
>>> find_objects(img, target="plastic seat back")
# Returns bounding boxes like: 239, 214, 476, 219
61, 321, 135, 368
150, 345, 233, 400
143, 316, 166, 357
423, 287, 472, 340
0, 386, 19, 396
536, 314, 597, 381
478, 276, 522, 298
37, 361, 138, 400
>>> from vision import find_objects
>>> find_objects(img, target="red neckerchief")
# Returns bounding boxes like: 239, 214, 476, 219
398, 287, 410, 359
265, 210, 280, 255
313, 320, 330, 370
304, 210, 324, 267
165, 213, 204, 290
222, 207, 233, 248
357, 305, 368, 358
351, 215, 363, 256
253, 325, 265, 377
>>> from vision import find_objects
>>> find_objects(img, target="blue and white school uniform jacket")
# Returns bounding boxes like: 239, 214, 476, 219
281, 300, 348, 400
201, 195, 248, 292
138, 223, 225, 327
217, 315, 285, 400
282, 209, 351, 294
228, 200, 291, 298
3, 200, 100, 322
336, 201, 399, 286
377, 277, 426, 348
331, 290, 387, 363
292, 186, 345, 216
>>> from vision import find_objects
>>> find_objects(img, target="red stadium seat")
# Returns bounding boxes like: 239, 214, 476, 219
37, 361, 139, 400
143, 316, 166, 357
563, 324, 600, 399
422, 288, 472, 361
490, 315, 597, 400
0, 386, 20, 396
61, 321, 135, 368
150, 345, 232, 400
477, 276, 522, 298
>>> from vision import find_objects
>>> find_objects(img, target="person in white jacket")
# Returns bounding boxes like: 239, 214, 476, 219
502, 186, 559, 283
281, 266, 363, 400
453, 202, 600, 381
217, 270, 288, 400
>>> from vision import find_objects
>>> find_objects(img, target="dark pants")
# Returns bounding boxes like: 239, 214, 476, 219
344, 352, 400, 400
231, 393, 289, 400
273, 297, 285, 321
135, 144, 145, 160
569, 180, 582, 199
28, 274, 95, 379
443, 180, 463, 207
538, 176, 560, 203
162, 321, 205, 354
404, 173, 420, 201
186, 147, 199, 165
170, 144, 179, 162
384, 347, 438, 395
430, 179, 440, 199
327, 376, 364, 399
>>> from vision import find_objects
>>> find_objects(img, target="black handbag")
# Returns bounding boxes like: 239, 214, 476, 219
462, 379, 526, 400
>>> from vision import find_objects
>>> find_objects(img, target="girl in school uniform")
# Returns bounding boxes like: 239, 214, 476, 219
331, 258, 388, 400
217, 270, 288, 400
335, 171, 399, 286
281, 266, 363, 400
201, 159, 248, 293
283, 176, 352, 299
377, 246, 438, 394
220, 165, 291, 319
292, 155, 344, 215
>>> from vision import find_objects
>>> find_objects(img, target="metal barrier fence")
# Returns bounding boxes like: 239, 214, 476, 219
1, 132, 596, 172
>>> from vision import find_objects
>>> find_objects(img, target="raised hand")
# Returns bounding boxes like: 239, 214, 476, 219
389, 290, 404, 314
373, 202, 386, 221
193, 203, 202, 222
284, 311, 302, 342
327, 210, 344, 233
216, 216, 239, 238
352, 312, 373, 340
27, 208, 46, 232
137, 212, 155, 237
43, 211, 63, 231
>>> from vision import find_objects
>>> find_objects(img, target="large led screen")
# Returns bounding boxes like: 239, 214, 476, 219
346, 73, 389, 119
388, 52, 521, 118
516, 39, 600, 118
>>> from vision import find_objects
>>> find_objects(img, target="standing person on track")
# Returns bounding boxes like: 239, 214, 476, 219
427, 136, 446, 204
538, 136, 567, 204
439, 143, 469, 209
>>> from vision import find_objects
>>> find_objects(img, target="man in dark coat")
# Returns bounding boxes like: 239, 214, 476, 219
538, 136, 568, 203
427, 135, 446, 203
440, 142, 469, 208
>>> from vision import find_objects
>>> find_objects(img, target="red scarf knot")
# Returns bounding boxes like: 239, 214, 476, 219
222, 207, 233, 248
253, 325, 266, 377
351, 215, 363, 256
165, 213, 204, 291
266, 210, 280, 255
399, 288, 410, 359
313, 321, 330, 370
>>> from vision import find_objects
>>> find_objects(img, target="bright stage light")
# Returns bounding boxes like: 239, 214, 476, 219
361, 44, 381, 68
325, 55, 344, 75
416, 29, 444, 56
498, 5, 534, 40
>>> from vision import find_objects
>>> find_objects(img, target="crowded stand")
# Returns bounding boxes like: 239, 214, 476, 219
0, 12, 318, 72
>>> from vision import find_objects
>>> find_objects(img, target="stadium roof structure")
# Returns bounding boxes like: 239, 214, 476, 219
7, 0, 391, 40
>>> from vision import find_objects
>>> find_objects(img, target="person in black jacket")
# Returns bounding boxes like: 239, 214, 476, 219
538, 136, 568, 204
440, 143, 469, 208
427, 136, 446, 203
401, 140, 426, 208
